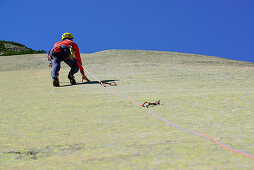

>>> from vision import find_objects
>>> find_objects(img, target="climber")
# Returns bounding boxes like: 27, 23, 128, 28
48, 32, 90, 87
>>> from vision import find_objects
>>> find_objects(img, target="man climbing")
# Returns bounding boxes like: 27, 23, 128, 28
48, 32, 90, 87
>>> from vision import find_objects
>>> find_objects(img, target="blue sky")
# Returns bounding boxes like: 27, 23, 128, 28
1, 0, 254, 62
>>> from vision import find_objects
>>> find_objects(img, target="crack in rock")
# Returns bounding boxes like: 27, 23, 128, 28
3, 143, 85, 160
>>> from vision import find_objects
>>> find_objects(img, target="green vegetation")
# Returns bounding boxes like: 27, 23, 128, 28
0, 40, 46, 56
0, 40, 26, 47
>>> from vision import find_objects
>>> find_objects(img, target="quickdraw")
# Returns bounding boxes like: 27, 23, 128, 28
141, 100, 160, 108
104, 82, 117, 86
99, 81, 117, 87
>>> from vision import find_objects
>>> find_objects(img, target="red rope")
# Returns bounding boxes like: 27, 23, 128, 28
83, 67, 254, 160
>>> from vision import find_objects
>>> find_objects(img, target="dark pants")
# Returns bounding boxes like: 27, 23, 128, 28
51, 57, 79, 78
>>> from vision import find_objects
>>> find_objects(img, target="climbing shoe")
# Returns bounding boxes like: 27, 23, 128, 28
68, 74, 76, 85
53, 77, 60, 87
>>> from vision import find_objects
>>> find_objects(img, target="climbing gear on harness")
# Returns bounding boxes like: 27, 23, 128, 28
69, 47, 75, 60
141, 100, 160, 108
68, 74, 76, 85
53, 77, 60, 87
47, 50, 52, 67
50, 45, 72, 61
48, 45, 75, 62
62, 32, 73, 40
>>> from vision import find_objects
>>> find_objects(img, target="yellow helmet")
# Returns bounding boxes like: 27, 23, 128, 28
62, 32, 74, 40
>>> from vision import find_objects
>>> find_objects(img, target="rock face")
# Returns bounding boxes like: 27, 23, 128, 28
3, 42, 29, 52
0, 50, 254, 169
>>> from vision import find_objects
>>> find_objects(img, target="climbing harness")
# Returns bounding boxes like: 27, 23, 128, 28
141, 100, 160, 108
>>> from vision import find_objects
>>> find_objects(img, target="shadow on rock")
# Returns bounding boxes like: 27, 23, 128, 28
60, 79, 119, 87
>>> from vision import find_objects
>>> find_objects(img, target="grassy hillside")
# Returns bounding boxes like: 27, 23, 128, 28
0, 50, 254, 169
0, 40, 45, 56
